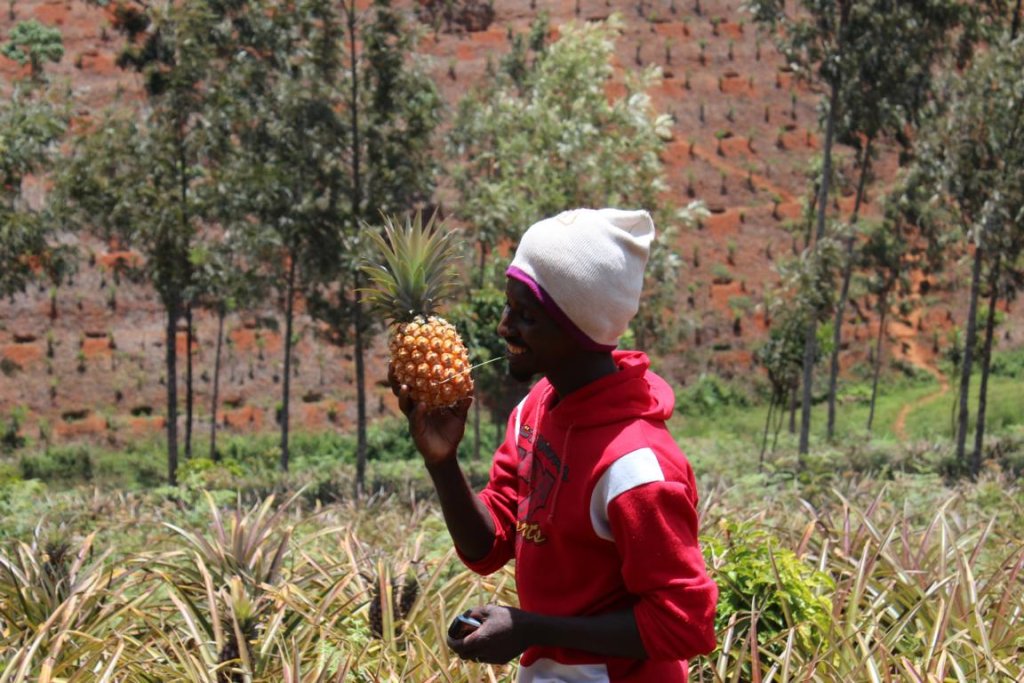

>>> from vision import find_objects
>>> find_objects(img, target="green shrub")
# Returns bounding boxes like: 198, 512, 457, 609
990, 347, 1024, 379
0, 460, 20, 486
367, 418, 420, 462
363, 458, 492, 499
711, 263, 734, 284
93, 448, 165, 488
291, 430, 356, 468
840, 383, 873, 406
677, 374, 751, 416
217, 433, 281, 469
0, 478, 49, 537
704, 520, 833, 651
19, 445, 94, 484
1, 407, 27, 454
178, 456, 246, 490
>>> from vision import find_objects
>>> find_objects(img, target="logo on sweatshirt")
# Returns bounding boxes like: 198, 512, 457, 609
516, 520, 546, 544
515, 434, 568, 546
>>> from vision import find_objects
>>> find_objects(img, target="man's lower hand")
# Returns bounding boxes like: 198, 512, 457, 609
447, 605, 530, 665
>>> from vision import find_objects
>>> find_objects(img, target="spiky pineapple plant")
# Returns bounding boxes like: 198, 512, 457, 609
362, 212, 473, 410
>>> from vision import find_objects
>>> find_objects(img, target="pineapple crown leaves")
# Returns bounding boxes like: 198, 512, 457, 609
360, 211, 462, 323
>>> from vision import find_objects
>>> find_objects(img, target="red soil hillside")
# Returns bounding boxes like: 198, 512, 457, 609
1, 0, 1021, 448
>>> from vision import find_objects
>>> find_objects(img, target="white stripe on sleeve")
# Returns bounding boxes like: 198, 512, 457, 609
518, 658, 609, 683
589, 447, 665, 542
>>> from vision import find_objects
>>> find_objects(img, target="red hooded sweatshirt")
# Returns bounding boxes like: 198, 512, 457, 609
459, 351, 718, 682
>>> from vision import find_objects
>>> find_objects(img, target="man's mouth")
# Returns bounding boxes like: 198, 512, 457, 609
506, 342, 528, 356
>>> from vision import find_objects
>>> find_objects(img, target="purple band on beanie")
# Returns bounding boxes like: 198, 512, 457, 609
506, 266, 617, 353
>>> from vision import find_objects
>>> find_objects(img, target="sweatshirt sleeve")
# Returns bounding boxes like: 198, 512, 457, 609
456, 405, 521, 575
607, 474, 718, 661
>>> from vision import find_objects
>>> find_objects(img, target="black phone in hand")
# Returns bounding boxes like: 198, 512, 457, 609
448, 611, 482, 639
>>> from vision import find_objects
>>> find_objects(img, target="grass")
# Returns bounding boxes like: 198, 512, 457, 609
674, 370, 1024, 448
902, 375, 1024, 440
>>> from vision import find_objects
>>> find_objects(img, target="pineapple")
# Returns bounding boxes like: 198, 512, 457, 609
362, 212, 474, 410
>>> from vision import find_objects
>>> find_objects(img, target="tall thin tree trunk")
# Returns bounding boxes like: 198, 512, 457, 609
773, 387, 787, 453
185, 302, 194, 460
175, 117, 190, 474
956, 244, 984, 464
799, 78, 841, 457
476, 241, 489, 288
209, 304, 225, 462
788, 379, 798, 434
972, 256, 1001, 476
759, 396, 776, 469
347, 0, 368, 497
280, 252, 298, 471
867, 291, 888, 432
165, 298, 180, 485
354, 287, 368, 494
827, 138, 872, 440
1013, 0, 1022, 40
803, 189, 817, 250
799, 318, 817, 449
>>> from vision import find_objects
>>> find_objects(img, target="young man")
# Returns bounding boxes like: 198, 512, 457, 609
392, 208, 718, 682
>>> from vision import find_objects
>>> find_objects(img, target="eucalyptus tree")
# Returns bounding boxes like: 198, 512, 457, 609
212, 0, 440, 477
330, 0, 441, 492
956, 0, 1024, 63
823, 0, 963, 441
918, 32, 1024, 473
754, 305, 807, 466
749, 0, 853, 456
969, 5, 1024, 472
962, 35, 1024, 474
447, 15, 677, 350
859, 163, 951, 432
0, 73, 69, 299
188, 233, 272, 461
58, 1, 218, 485
859, 219, 906, 432
209, 0, 349, 472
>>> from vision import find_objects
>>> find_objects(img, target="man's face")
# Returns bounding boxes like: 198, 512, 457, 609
497, 278, 578, 383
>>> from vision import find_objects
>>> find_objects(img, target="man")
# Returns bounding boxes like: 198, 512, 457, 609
392, 208, 718, 682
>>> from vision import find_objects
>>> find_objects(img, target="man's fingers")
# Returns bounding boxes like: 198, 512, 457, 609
447, 631, 475, 656
397, 384, 414, 416
387, 362, 400, 396
453, 396, 473, 419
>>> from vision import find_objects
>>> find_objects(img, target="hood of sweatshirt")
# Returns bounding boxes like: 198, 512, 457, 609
540, 350, 675, 428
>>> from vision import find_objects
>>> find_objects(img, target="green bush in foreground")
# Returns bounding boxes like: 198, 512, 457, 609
705, 520, 834, 650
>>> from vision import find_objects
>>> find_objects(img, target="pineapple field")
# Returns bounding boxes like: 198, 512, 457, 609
3, 0, 1024, 680
2, 431, 1024, 680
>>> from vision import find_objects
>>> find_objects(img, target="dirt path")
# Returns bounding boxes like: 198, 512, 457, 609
892, 314, 950, 440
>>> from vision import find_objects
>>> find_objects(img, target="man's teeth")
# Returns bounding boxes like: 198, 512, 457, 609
506, 343, 527, 355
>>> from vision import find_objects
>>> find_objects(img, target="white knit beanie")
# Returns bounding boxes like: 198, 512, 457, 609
507, 208, 655, 351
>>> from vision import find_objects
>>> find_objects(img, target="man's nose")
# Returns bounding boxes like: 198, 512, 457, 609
497, 307, 511, 338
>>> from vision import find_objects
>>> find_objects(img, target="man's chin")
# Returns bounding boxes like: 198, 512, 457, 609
508, 366, 534, 383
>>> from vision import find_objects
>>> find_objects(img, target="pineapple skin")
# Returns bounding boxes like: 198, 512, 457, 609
389, 315, 473, 409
